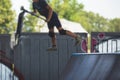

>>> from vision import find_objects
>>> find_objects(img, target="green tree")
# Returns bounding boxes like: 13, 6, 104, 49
23, 0, 116, 33
23, 13, 39, 32
48, 0, 110, 33
49, 0, 84, 19
0, 0, 15, 34
84, 12, 109, 33
23, 0, 85, 33
108, 18, 120, 32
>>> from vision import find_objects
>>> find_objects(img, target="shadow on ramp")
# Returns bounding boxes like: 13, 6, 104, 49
60, 53, 120, 80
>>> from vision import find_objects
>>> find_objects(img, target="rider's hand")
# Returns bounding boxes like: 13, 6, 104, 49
31, 12, 36, 15
45, 19, 50, 22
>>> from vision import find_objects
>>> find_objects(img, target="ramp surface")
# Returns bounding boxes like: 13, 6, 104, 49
60, 53, 120, 80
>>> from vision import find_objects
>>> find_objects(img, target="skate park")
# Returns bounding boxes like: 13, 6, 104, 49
0, 31, 120, 80
1, 8, 120, 80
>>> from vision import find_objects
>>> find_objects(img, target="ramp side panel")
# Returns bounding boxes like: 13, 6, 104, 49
60, 53, 119, 80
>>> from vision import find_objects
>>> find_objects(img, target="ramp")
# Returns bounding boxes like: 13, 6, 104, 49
60, 53, 120, 80
13, 33, 87, 80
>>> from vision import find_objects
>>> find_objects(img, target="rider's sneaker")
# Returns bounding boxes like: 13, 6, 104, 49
47, 46, 57, 51
75, 35, 81, 46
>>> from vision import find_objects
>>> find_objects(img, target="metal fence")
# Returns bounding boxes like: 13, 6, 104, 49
91, 32, 120, 53
0, 63, 18, 80
0, 35, 24, 80
0, 50, 24, 80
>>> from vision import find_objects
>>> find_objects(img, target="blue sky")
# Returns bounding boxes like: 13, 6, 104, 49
11, 0, 120, 19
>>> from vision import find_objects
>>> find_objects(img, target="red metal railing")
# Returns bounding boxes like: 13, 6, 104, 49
0, 50, 24, 80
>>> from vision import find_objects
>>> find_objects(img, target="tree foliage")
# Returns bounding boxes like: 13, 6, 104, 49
49, 0, 84, 19
15, 0, 120, 33
22, 1, 45, 32
108, 18, 120, 32
23, 13, 39, 32
0, 0, 15, 34
1, 0, 118, 34
48, 0, 120, 33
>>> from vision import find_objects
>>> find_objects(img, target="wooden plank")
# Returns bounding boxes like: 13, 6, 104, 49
24, 38, 31, 80
58, 37, 69, 76
39, 38, 49, 80
48, 37, 59, 80
30, 39, 40, 80
14, 44, 22, 71
0, 34, 11, 57
13, 33, 87, 80
21, 37, 31, 80
0, 42, 1, 50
